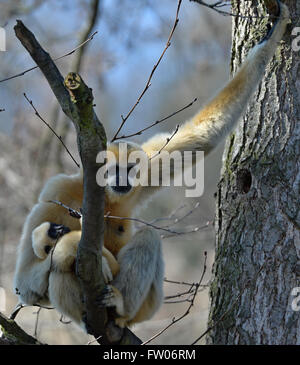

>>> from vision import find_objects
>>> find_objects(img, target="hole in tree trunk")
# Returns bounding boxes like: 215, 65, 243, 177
236, 169, 252, 194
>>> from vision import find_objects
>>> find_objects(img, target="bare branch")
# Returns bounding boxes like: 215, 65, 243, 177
107, 214, 185, 235
33, 307, 42, 337
160, 220, 212, 239
111, 0, 183, 142
190, 0, 273, 19
190, 0, 233, 16
114, 97, 197, 140
164, 277, 210, 302
0, 31, 98, 84
142, 251, 208, 345
48, 199, 82, 218
23, 93, 80, 168
87, 335, 102, 345
9, 303, 54, 322
164, 278, 196, 286
151, 201, 200, 229
55, 0, 102, 170
48, 199, 211, 237
73, 0, 101, 72
14, 20, 141, 346
191, 260, 269, 344
149, 124, 180, 160
164, 277, 211, 288
0, 312, 42, 345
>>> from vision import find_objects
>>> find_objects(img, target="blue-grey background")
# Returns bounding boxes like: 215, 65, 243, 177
0, 0, 231, 345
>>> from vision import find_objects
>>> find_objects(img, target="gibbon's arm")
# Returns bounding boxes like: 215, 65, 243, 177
142, 2, 289, 158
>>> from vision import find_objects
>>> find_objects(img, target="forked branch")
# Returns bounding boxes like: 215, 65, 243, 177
14, 20, 141, 346
111, 0, 183, 142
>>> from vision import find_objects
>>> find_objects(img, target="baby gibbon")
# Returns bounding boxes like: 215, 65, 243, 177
14, 1, 289, 330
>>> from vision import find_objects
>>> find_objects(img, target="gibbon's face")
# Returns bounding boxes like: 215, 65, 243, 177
104, 141, 146, 203
32, 222, 70, 259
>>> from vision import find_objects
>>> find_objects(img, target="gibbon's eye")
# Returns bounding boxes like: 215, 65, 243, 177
118, 225, 125, 233
48, 223, 71, 239
44, 245, 52, 254
111, 164, 135, 194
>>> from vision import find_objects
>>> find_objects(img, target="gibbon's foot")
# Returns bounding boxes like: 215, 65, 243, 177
98, 285, 125, 317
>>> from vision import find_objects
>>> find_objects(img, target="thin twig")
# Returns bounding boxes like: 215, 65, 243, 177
190, 297, 242, 344
87, 335, 103, 345
33, 307, 42, 337
149, 124, 180, 160
142, 251, 208, 345
190, 0, 233, 16
111, 209, 208, 236
9, 303, 26, 320
23, 93, 80, 168
190, 0, 272, 19
154, 201, 200, 229
191, 260, 269, 345
72, 1, 100, 72
9, 303, 54, 321
48, 200, 179, 234
47, 199, 211, 237
164, 278, 195, 286
164, 281, 210, 301
164, 283, 195, 301
111, 0, 183, 142
149, 203, 187, 225
160, 220, 212, 239
114, 97, 197, 140
164, 298, 194, 304
47, 199, 82, 218
54, 0, 101, 170
106, 215, 184, 235
0, 31, 98, 84
163, 279, 210, 303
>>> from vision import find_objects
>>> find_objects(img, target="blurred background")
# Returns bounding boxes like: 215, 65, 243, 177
0, 0, 231, 345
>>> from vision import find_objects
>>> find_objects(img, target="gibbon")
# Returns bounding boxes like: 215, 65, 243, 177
14, 2, 289, 330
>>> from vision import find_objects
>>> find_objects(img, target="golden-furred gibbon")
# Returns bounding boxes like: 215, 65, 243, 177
14, 1, 289, 330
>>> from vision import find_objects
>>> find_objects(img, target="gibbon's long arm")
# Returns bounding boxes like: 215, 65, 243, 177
142, 2, 289, 158
13, 1, 289, 331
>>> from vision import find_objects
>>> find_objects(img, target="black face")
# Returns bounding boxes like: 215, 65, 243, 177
111, 164, 135, 194
48, 223, 70, 239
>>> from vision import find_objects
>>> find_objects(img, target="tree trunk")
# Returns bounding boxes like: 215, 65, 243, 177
207, 0, 300, 345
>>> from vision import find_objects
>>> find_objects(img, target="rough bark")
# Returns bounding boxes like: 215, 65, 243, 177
0, 312, 41, 345
207, 0, 300, 344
